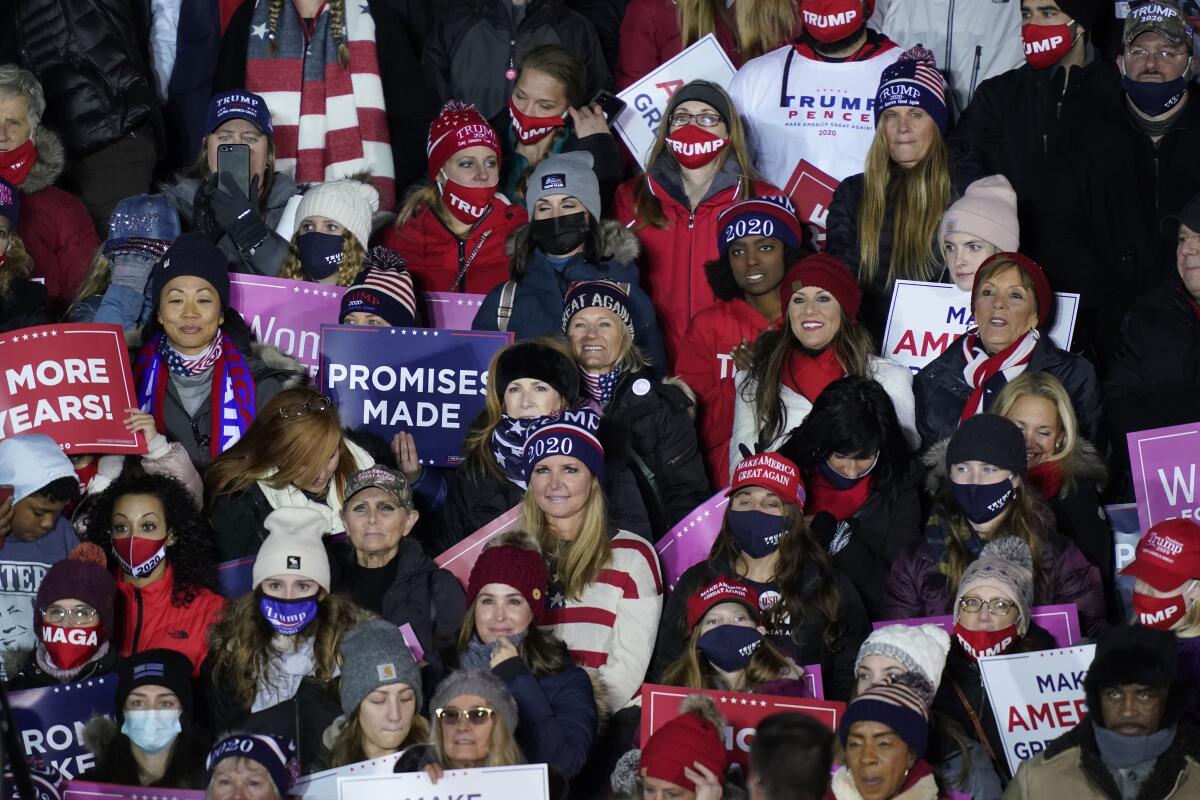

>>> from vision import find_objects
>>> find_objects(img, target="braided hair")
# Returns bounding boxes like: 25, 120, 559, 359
267, 0, 351, 68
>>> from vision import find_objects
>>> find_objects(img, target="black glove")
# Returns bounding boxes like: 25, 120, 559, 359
808, 511, 838, 549
205, 173, 271, 252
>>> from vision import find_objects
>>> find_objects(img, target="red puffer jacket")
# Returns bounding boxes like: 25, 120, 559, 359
115, 564, 226, 676
675, 298, 776, 485
381, 194, 527, 295
614, 164, 780, 367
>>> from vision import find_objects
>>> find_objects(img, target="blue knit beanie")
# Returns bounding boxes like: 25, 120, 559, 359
874, 45, 948, 133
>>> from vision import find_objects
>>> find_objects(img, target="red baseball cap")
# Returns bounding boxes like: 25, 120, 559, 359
686, 578, 760, 629
727, 452, 806, 508
1122, 519, 1200, 591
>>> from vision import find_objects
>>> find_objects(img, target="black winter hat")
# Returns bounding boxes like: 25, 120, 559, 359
116, 648, 196, 721
150, 233, 231, 310
666, 80, 733, 128
946, 414, 1027, 475
494, 341, 580, 404
1084, 625, 1187, 728
1055, 0, 1105, 33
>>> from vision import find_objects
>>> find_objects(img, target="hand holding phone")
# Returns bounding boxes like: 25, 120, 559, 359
217, 143, 252, 200
590, 90, 627, 122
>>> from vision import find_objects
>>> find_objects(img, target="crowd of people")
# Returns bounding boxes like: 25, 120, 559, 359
2, 0, 1200, 798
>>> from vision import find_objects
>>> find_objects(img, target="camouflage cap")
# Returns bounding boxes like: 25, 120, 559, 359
1123, 1, 1193, 48
343, 465, 413, 510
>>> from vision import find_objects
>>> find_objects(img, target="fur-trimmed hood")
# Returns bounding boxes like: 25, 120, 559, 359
82, 714, 120, 760
21, 128, 67, 194
923, 436, 1108, 497
506, 218, 641, 276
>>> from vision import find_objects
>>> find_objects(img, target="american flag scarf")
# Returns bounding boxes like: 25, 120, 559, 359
959, 328, 1039, 422
246, 0, 395, 210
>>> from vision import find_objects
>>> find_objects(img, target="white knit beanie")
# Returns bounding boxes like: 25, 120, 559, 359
941, 175, 1020, 251
854, 624, 951, 698
294, 179, 380, 246
252, 507, 332, 592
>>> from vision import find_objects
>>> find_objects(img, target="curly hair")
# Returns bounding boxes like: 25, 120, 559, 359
84, 473, 218, 607
279, 228, 365, 287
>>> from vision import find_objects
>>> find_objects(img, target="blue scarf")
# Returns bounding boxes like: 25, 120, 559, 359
491, 415, 534, 487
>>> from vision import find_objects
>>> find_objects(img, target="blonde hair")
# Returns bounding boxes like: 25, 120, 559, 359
856, 126, 952, 289
266, 0, 351, 67
993, 372, 1089, 495
208, 591, 366, 708
205, 387, 359, 505
678, 0, 797, 61
430, 700, 524, 769
279, 228, 364, 287
327, 707, 429, 767
632, 83, 762, 230
1174, 595, 1200, 638
395, 184, 460, 230
522, 477, 611, 601
66, 248, 112, 317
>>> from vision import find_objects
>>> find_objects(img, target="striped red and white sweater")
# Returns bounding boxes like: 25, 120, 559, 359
541, 530, 663, 711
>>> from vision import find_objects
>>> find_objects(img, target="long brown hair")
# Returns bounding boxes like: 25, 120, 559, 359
461, 338, 575, 480
205, 387, 358, 505
457, 609, 572, 677
661, 622, 798, 692
279, 229, 365, 287
677, 0, 797, 61
631, 83, 762, 230
522, 478, 612, 601
207, 591, 366, 708
744, 311, 876, 448
327, 707, 430, 768
856, 126, 951, 289
710, 504, 845, 648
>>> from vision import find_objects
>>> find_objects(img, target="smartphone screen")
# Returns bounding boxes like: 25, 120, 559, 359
217, 143, 252, 199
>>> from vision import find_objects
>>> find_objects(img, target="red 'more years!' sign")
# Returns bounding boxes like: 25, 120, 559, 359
0, 324, 145, 453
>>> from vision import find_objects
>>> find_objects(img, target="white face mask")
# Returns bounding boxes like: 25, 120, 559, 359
121, 709, 182, 753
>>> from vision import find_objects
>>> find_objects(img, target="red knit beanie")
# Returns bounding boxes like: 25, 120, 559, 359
971, 252, 1054, 328
778, 253, 862, 321
35, 543, 117, 636
641, 699, 728, 792
427, 101, 501, 181
466, 542, 549, 624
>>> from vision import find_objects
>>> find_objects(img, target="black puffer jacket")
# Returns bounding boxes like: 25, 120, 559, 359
913, 331, 1101, 449
600, 371, 711, 540
423, 0, 611, 122
0, 277, 49, 334
11, 0, 160, 157
1033, 85, 1200, 369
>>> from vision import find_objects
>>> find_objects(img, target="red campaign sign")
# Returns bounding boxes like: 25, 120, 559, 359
0, 324, 145, 454
784, 159, 840, 239
641, 683, 845, 768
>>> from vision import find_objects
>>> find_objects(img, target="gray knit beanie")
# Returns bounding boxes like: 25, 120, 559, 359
429, 669, 519, 733
338, 618, 423, 715
526, 152, 601, 221
854, 624, 951, 701
955, 537, 1035, 636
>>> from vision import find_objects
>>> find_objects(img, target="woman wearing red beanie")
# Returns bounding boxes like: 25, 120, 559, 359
382, 101, 527, 294
457, 533, 598, 779
731, 253, 918, 479
610, 694, 729, 799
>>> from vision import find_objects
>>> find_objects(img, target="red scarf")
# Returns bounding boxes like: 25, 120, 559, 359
0, 140, 37, 186
1027, 460, 1063, 499
806, 467, 873, 519
959, 329, 1039, 422
780, 347, 844, 402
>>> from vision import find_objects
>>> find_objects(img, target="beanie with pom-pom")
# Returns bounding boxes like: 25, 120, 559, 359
36, 543, 118, 636
875, 45, 947, 132
427, 101, 500, 180
640, 694, 728, 792
955, 536, 1035, 635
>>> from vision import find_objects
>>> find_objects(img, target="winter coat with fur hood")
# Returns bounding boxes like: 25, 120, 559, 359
1003, 716, 1200, 800
14, 129, 101, 311
472, 219, 668, 372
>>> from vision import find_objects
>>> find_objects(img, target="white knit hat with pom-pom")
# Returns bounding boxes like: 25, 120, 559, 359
294, 179, 380, 246
955, 536, 1035, 635
854, 623, 951, 699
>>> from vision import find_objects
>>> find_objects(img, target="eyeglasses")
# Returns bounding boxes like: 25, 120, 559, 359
435, 706, 495, 725
41, 606, 99, 625
1124, 46, 1189, 61
669, 112, 724, 128
278, 396, 333, 421
958, 597, 1017, 616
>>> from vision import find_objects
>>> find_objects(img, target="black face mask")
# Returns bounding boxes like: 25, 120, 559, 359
529, 211, 591, 257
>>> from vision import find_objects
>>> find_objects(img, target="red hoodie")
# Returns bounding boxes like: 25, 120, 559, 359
116, 564, 225, 676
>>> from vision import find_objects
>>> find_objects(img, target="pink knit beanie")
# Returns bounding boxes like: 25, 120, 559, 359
941, 175, 1020, 252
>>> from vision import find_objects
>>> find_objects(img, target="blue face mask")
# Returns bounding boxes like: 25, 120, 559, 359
726, 509, 788, 559
122, 709, 182, 754
296, 231, 344, 279
697, 624, 764, 672
259, 596, 320, 635
1121, 61, 1191, 117
819, 455, 877, 491
949, 477, 1016, 525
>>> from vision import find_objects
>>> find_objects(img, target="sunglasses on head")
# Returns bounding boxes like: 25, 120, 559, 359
435, 706, 495, 725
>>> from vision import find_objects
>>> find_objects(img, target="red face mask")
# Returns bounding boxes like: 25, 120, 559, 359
1021, 23, 1074, 70
665, 125, 729, 170
41, 623, 103, 670
954, 622, 1018, 662
1132, 591, 1187, 630
800, 0, 866, 43
508, 98, 566, 145
0, 139, 37, 187
113, 535, 167, 579
440, 175, 495, 226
